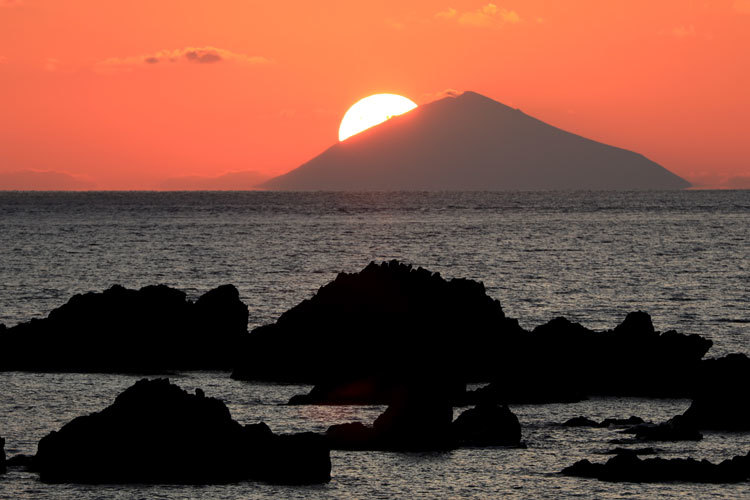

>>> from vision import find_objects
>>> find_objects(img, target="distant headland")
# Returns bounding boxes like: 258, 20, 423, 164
261, 91, 691, 191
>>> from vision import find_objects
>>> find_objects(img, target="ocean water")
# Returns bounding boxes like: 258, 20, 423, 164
0, 191, 748, 498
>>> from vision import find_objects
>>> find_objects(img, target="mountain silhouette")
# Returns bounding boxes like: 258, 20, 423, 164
261, 91, 690, 190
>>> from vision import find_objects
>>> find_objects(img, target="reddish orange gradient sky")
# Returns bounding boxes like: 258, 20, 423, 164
1, 0, 748, 189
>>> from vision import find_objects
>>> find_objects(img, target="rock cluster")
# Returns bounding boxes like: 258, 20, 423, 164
237, 261, 714, 404
32, 378, 330, 484
0, 284, 248, 372
561, 451, 750, 483
324, 386, 523, 451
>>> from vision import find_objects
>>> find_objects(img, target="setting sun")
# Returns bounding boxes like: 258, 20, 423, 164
338, 94, 418, 141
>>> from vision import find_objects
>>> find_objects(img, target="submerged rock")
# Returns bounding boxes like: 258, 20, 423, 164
682, 353, 750, 430
32, 378, 331, 484
0, 284, 248, 372
451, 403, 522, 447
563, 416, 645, 428
561, 451, 750, 483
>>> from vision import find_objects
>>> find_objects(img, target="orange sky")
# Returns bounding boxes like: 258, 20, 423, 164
1, 0, 748, 189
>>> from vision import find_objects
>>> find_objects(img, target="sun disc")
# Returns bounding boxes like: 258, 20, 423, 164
338, 94, 417, 141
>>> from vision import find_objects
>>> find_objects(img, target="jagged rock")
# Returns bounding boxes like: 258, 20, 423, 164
561, 451, 750, 483
0, 284, 248, 372
522, 313, 712, 398
451, 404, 522, 447
233, 260, 523, 383
624, 415, 703, 442
563, 416, 645, 428
682, 353, 750, 430
32, 379, 330, 484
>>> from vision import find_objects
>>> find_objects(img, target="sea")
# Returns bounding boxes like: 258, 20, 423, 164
0, 190, 748, 499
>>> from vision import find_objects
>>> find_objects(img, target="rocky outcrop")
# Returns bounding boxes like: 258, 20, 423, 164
233, 260, 523, 383
517, 313, 712, 398
0, 284, 248, 372
32, 378, 331, 484
681, 353, 750, 430
451, 404, 522, 447
562, 416, 645, 428
561, 451, 750, 483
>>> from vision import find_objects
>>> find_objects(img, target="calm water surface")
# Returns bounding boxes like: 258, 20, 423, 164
0, 191, 748, 498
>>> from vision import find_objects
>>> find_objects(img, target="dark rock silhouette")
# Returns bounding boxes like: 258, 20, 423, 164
32, 378, 331, 484
261, 91, 691, 191
623, 415, 703, 442
681, 353, 750, 430
233, 260, 523, 385
1, 437, 5, 474
561, 451, 750, 483
0, 284, 248, 372
563, 416, 645, 428
509, 312, 712, 398
451, 403, 522, 447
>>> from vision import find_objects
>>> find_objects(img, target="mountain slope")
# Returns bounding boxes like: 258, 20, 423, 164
262, 91, 690, 190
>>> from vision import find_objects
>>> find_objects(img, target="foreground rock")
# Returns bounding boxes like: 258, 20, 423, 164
681, 353, 750, 430
0, 284, 248, 372
32, 378, 330, 484
1, 437, 5, 474
233, 261, 523, 384
561, 451, 750, 483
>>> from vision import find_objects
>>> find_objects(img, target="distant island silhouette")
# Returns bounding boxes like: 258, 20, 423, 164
261, 91, 691, 190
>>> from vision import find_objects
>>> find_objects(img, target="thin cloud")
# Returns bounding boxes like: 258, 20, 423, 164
96, 46, 270, 74
436, 3, 521, 27
420, 88, 463, 104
